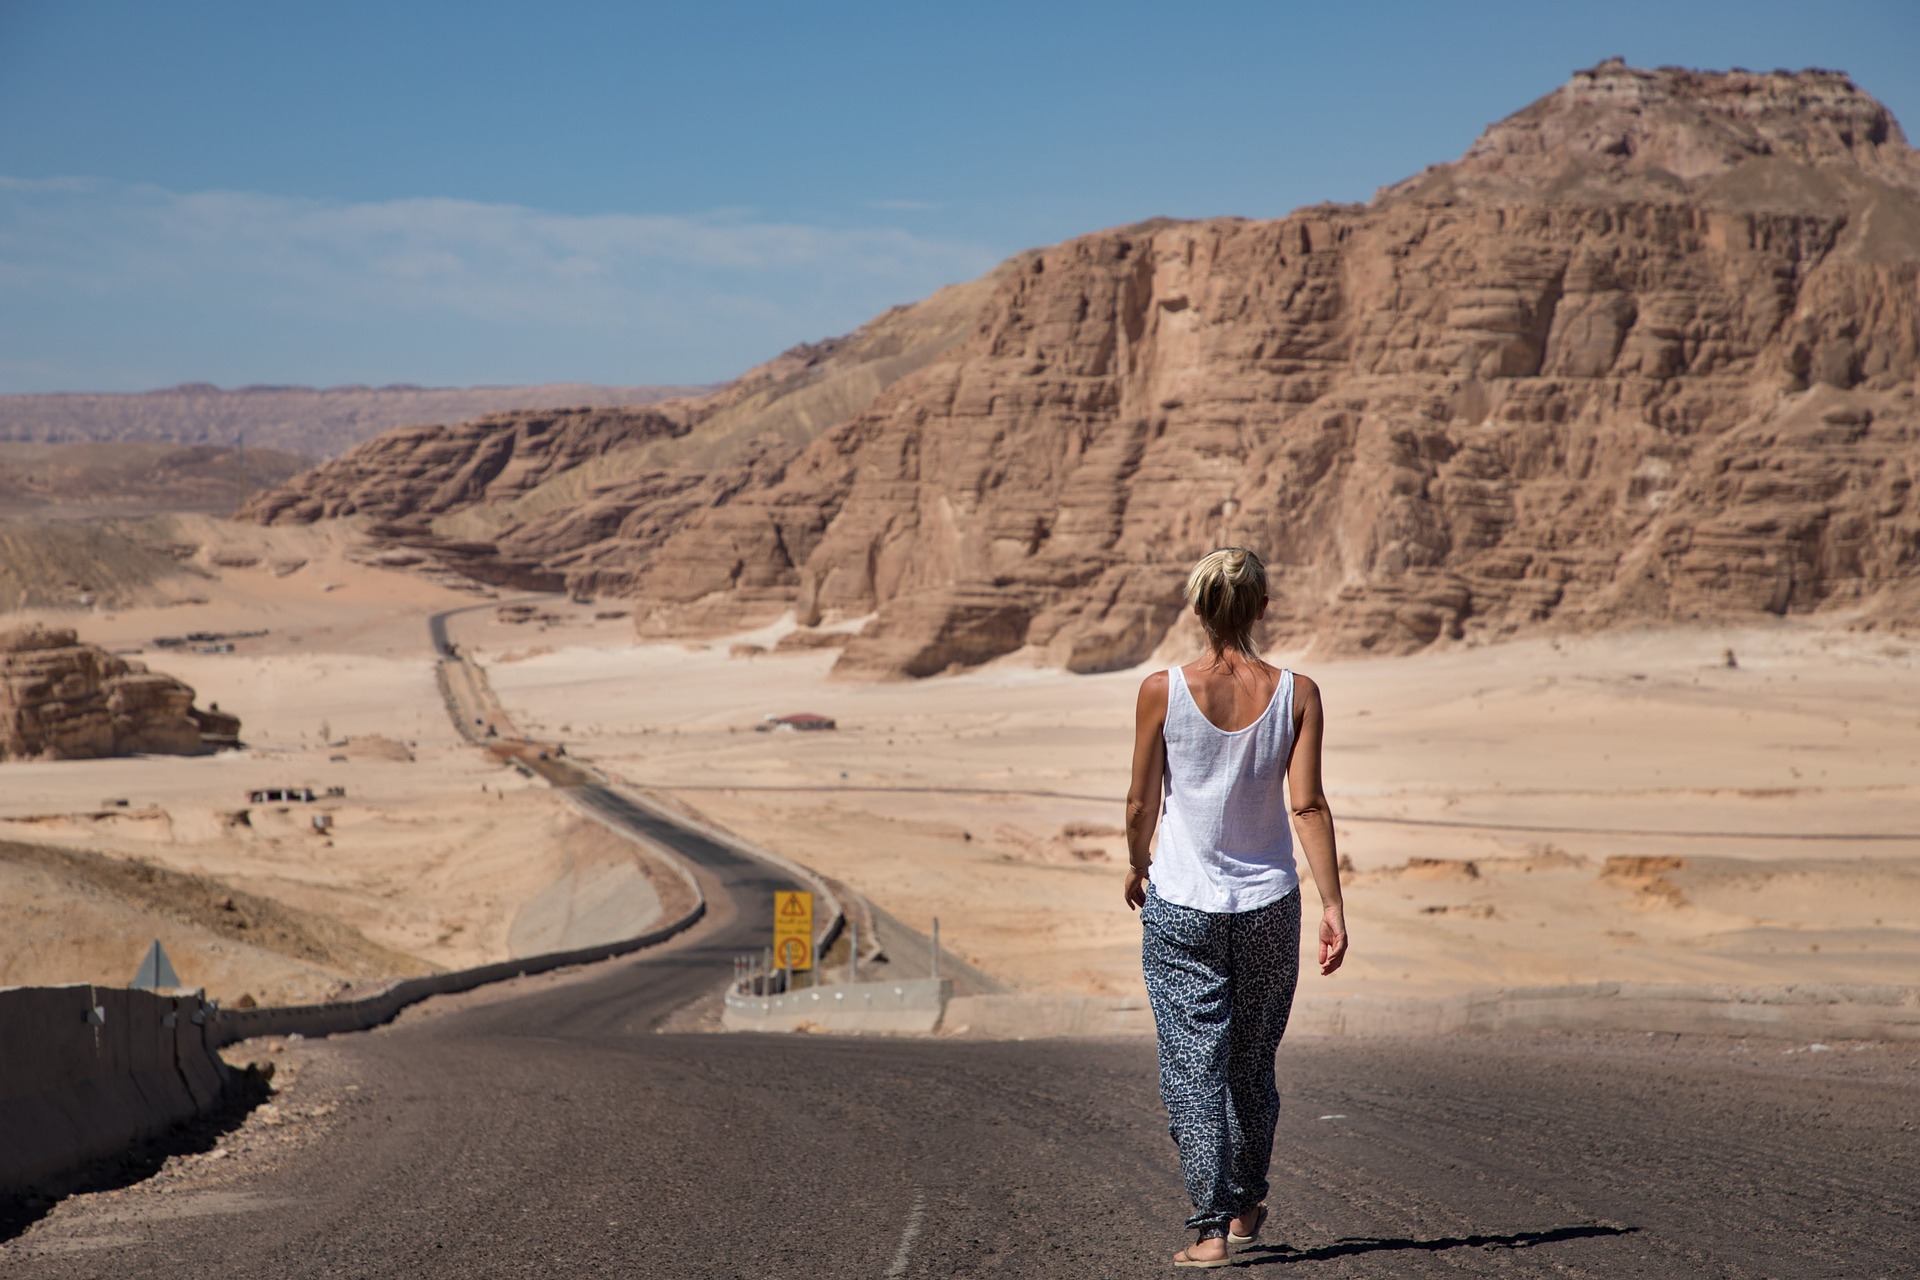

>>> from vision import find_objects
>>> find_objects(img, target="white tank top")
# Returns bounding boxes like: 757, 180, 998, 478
1153, 665, 1299, 913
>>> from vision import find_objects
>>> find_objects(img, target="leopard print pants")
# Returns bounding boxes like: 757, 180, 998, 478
1140, 885, 1302, 1239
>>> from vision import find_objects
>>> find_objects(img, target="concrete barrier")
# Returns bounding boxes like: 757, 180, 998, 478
941, 993, 1153, 1039
0, 883, 710, 1195
1289, 981, 1920, 1040
723, 978, 952, 1034
212, 755, 718, 1048
939, 983, 1920, 1042
0, 662, 723, 1198
0, 985, 228, 1194
213, 900, 706, 1048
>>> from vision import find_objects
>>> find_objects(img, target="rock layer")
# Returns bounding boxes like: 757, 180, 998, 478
245, 62, 1920, 675
0, 626, 240, 760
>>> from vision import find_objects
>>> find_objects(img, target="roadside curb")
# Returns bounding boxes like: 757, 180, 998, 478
937, 982, 1920, 1042
724, 978, 952, 1034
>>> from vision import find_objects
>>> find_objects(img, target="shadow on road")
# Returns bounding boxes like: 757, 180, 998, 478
1238, 1222, 1636, 1266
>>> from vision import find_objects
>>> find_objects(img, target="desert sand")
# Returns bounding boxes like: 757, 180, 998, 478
470, 610, 1920, 1000
0, 520, 1914, 1009
0, 529, 682, 1004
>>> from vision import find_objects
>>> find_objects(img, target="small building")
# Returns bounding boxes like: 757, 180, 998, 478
248, 786, 317, 803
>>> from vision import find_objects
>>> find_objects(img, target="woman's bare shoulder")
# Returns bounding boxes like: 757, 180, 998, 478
1136, 668, 1170, 712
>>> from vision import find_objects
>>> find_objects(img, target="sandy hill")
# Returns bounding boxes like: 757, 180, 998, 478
0, 381, 707, 459
245, 61, 1920, 675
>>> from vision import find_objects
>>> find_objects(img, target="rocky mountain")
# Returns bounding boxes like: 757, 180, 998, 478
239, 267, 1018, 593
245, 61, 1920, 675
0, 382, 705, 459
0, 441, 309, 520
0, 626, 240, 760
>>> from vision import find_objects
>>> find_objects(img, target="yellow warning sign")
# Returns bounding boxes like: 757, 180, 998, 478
773, 890, 813, 971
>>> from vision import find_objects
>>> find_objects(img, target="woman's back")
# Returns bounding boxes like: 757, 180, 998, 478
1179, 655, 1285, 733
1154, 654, 1298, 914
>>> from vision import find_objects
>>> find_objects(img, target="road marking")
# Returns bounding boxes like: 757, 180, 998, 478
1318, 1114, 1348, 1120
886, 1188, 925, 1277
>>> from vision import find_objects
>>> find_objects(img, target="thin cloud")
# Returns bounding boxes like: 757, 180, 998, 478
0, 176, 1002, 385
0, 179, 990, 314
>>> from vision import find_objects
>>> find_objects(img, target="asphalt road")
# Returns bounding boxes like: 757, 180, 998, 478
5, 612, 1910, 1276
5, 880, 1915, 1276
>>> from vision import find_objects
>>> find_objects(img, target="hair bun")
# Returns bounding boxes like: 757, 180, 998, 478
1185, 547, 1268, 657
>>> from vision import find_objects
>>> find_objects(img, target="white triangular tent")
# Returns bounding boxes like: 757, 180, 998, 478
131, 938, 181, 991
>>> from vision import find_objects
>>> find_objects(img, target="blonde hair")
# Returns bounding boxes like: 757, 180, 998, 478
1185, 547, 1268, 657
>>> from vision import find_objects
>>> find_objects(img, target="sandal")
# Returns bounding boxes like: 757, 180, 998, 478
1172, 1246, 1234, 1269
1227, 1203, 1267, 1248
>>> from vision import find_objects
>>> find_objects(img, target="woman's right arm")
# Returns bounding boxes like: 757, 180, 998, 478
1123, 671, 1169, 910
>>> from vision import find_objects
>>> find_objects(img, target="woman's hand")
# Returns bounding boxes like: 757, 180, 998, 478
1124, 865, 1150, 911
1318, 903, 1349, 975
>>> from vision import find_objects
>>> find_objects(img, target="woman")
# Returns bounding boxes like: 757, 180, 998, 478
1124, 547, 1349, 1269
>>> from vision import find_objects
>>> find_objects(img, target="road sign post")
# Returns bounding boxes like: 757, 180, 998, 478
773, 890, 813, 978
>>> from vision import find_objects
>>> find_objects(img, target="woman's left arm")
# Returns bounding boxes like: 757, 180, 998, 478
1123, 671, 1169, 910
1288, 674, 1349, 975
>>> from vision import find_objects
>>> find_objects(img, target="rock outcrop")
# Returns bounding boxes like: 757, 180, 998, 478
0, 626, 240, 760
243, 267, 1019, 599
244, 62, 1920, 674
237, 405, 688, 527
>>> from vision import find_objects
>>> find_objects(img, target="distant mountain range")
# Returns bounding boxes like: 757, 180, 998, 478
0, 382, 711, 460
242, 61, 1920, 673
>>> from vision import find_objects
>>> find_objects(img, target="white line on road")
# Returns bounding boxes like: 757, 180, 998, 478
886, 1188, 926, 1278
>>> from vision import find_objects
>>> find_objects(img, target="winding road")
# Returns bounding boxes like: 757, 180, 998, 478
2, 609, 1913, 1276
4, 925, 1913, 1278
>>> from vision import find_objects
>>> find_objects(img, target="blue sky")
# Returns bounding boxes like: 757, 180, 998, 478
2, 0, 1915, 393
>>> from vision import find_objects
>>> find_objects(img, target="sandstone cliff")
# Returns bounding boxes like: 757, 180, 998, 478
246, 61, 1920, 674
0, 626, 241, 760
242, 267, 1019, 597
